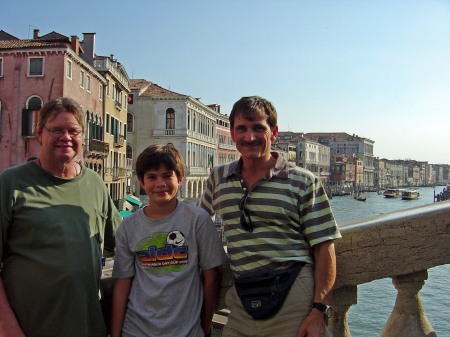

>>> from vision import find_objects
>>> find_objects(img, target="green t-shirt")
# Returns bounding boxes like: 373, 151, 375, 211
0, 162, 121, 337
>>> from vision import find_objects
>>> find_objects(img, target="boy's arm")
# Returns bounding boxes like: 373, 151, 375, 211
110, 277, 132, 337
200, 267, 219, 335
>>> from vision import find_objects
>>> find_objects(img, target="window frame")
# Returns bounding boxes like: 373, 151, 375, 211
66, 59, 72, 79
80, 70, 85, 88
28, 57, 44, 77
106, 113, 110, 134
0, 57, 3, 77
99, 84, 103, 100
127, 113, 134, 133
86, 75, 91, 92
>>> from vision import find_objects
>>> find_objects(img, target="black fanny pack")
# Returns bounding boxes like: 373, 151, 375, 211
234, 263, 304, 320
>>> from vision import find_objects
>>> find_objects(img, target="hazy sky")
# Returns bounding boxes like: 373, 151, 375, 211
2, 0, 449, 164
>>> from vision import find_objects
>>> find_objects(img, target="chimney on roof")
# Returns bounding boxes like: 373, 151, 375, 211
110, 54, 114, 61
81, 33, 96, 66
70, 35, 81, 55
33, 29, 40, 39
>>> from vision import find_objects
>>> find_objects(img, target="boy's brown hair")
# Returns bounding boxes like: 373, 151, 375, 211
136, 145, 185, 181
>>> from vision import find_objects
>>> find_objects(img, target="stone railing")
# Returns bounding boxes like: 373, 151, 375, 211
101, 201, 450, 336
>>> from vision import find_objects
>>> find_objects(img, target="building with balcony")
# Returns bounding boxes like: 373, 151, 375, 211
127, 79, 222, 203
374, 157, 389, 189
276, 132, 331, 187
0, 29, 105, 172
80, 33, 130, 210
304, 132, 375, 188
330, 154, 357, 192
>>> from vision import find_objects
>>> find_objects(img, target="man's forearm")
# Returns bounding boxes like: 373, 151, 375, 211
297, 240, 337, 337
313, 240, 337, 304
0, 277, 25, 337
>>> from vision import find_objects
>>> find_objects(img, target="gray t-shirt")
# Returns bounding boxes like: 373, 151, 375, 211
113, 200, 228, 337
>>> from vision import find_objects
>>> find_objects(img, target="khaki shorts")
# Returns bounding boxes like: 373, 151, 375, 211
222, 264, 332, 337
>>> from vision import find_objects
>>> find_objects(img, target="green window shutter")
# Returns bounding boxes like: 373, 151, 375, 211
29, 59, 42, 75
124, 124, 127, 140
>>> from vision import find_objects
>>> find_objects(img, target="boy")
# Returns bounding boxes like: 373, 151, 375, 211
111, 145, 227, 337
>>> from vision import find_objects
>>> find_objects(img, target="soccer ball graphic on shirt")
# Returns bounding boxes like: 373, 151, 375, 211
166, 230, 186, 246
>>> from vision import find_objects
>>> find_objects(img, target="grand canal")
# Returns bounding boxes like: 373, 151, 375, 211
330, 186, 449, 336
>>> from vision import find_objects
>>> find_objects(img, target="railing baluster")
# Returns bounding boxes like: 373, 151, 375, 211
380, 270, 436, 337
329, 285, 357, 337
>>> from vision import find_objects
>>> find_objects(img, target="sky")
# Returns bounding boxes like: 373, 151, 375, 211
1, 0, 449, 164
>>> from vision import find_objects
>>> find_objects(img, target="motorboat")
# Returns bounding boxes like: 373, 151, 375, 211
401, 189, 419, 200
383, 188, 402, 198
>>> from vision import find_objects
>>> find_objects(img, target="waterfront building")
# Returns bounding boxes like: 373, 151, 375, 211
80, 33, 131, 210
127, 79, 222, 203
374, 157, 389, 189
0, 29, 105, 172
271, 140, 296, 165
330, 154, 356, 192
385, 160, 404, 188
276, 132, 331, 187
304, 133, 375, 189
431, 164, 449, 185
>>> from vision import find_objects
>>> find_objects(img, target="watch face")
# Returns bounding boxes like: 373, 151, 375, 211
325, 306, 332, 318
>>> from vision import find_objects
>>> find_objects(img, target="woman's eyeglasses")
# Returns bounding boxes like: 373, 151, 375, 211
239, 195, 253, 232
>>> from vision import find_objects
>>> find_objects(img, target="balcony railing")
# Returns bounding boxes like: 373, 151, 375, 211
84, 138, 109, 157
113, 134, 125, 148
115, 100, 122, 110
185, 167, 209, 176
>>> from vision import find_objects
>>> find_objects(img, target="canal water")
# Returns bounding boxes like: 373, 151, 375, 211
330, 186, 449, 336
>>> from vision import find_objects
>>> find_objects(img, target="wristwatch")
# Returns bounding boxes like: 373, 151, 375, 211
312, 302, 332, 318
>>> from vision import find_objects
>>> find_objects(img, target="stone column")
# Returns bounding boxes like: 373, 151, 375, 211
380, 270, 436, 337
329, 285, 357, 337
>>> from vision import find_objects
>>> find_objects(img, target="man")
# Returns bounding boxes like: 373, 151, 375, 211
0, 97, 121, 336
198, 96, 341, 337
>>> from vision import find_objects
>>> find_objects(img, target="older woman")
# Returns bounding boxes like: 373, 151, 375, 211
0, 98, 121, 337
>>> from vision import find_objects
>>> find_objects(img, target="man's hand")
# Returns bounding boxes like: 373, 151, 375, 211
297, 308, 326, 337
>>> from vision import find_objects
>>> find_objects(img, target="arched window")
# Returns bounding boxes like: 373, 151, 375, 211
22, 96, 42, 136
27, 97, 42, 110
166, 108, 175, 129
188, 110, 190, 130
126, 145, 133, 159
127, 113, 134, 132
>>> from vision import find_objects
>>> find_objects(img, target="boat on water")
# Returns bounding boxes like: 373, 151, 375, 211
383, 188, 403, 198
354, 192, 366, 201
401, 189, 420, 200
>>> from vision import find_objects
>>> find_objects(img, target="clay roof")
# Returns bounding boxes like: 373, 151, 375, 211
140, 82, 185, 97
0, 39, 68, 50
129, 79, 152, 90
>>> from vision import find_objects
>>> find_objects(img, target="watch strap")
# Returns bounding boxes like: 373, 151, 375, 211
312, 302, 328, 313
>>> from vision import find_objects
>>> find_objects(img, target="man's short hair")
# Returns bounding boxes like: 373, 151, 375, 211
229, 96, 278, 129
136, 145, 185, 181
38, 97, 85, 131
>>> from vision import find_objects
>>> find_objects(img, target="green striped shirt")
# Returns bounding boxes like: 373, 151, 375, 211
198, 153, 341, 276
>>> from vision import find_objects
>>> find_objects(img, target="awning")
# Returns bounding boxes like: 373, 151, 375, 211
119, 210, 133, 218
126, 195, 142, 207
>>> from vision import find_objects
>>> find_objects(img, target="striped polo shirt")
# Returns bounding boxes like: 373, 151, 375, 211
198, 153, 341, 276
